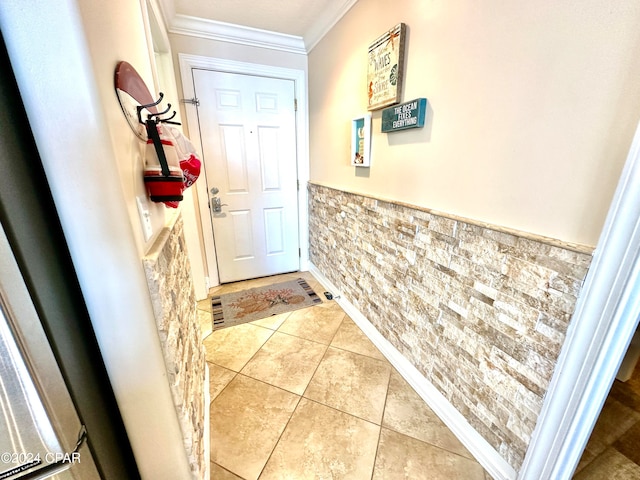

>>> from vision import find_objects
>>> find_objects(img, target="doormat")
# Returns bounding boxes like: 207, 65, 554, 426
211, 278, 322, 330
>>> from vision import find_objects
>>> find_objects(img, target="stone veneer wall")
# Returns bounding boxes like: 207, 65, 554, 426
142, 214, 207, 479
308, 182, 593, 470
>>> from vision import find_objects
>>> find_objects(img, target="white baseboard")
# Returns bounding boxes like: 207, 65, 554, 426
308, 263, 517, 480
203, 364, 211, 480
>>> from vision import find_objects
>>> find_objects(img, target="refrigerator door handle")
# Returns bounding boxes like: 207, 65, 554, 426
70, 425, 88, 455
5, 426, 88, 480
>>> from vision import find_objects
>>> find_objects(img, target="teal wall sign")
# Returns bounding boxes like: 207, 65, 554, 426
381, 98, 427, 132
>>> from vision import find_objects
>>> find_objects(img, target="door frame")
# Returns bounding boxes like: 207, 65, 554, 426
178, 54, 309, 287
519, 120, 640, 479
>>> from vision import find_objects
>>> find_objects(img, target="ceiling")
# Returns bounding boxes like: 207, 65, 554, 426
160, 0, 358, 52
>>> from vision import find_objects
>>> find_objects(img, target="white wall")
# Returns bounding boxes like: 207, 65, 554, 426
0, 0, 193, 478
308, 0, 640, 247
77, 0, 168, 253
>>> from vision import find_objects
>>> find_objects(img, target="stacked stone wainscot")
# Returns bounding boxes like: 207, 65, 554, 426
308, 182, 593, 470
142, 214, 207, 479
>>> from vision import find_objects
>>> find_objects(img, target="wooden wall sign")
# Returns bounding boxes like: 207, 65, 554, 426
381, 98, 427, 133
367, 23, 407, 111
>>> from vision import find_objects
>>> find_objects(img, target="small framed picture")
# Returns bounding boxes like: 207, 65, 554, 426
351, 114, 371, 167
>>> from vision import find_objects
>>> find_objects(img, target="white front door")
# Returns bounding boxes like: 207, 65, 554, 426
192, 69, 300, 283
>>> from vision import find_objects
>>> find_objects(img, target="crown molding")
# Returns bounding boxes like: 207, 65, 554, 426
168, 14, 306, 55
304, 0, 358, 52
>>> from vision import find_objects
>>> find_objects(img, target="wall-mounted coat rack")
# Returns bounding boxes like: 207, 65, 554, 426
135, 92, 180, 127
114, 61, 201, 206
115, 61, 180, 138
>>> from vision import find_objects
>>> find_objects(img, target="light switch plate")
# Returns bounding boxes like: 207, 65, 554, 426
136, 196, 153, 241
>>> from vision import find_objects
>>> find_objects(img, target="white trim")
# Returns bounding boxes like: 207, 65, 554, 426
146, 0, 172, 51
140, 0, 160, 92
178, 53, 310, 286
143, 0, 208, 300
203, 364, 211, 480
160, 2, 356, 54
170, 14, 306, 55
519, 121, 640, 479
155, 0, 176, 32
308, 263, 518, 480
177, 64, 220, 287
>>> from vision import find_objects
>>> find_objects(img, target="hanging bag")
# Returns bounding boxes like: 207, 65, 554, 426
143, 119, 185, 203
163, 126, 202, 208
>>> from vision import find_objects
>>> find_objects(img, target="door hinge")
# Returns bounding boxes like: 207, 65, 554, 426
294, 98, 298, 111
181, 97, 200, 107
299, 248, 301, 257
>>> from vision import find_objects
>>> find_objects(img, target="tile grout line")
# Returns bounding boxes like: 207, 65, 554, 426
235, 310, 329, 394
254, 386, 304, 479
211, 371, 303, 480
329, 342, 391, 363
252, 300, 312, 480
211, 461, 249, 480
298, 356, 392, 426
219, 321, 280, 373
290, 307, 398, 426
369, 363, 393, 480
252, 306, 380, 476
256, 321, 332, 349
208, 363, 238, 405
298, 308, 345, 400
207, 311, 284, 479
297, 396, 383, 428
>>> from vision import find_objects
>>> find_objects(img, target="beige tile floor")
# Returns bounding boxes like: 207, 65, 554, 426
200, 272, 491, 480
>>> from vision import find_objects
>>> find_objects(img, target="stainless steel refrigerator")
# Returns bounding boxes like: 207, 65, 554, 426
0, 224, 100, 480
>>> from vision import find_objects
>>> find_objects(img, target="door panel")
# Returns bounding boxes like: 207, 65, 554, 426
264, 207, 285, 255
259, 126, 283, 191
230, 210, 254, 259
193, 69, 299, 283
220, 125, 248, 192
